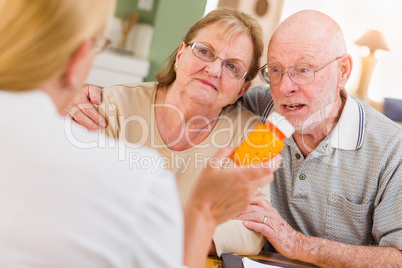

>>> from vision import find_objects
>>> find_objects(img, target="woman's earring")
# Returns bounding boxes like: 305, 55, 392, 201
174, 64, 178, 72
229, 99, 237, 105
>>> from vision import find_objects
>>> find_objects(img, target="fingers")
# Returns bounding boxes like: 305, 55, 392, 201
214, 154, 282, 207
238, 154, 282, 177
243, 220, 272, 237
233, 204, 264, 219
235, 206, 267, 221
86, 84, 103, 105
204, 146, 235, 169
242, 155, 283, 191
79, 87, 106, 126
191, 149, 281, 227
242, 208, 302, 259
242, 212, 275, 236
77, 99, 106, 128
235, 166, 274, 191
239, 204, 281, 231
67, 105, 100, 131
251, 154, 282, 173
67, 89, 106, 130
249, 195, 271, 208
234, 195, 277, 228
241, 210, 278, 238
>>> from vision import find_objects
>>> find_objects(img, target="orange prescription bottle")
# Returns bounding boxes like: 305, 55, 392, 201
230, 112, 295, 166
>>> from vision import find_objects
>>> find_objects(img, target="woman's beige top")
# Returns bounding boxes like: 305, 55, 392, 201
98, 82, 270, 255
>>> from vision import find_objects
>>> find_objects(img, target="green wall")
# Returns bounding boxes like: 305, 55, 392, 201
116, 0, 207, 82
115, 0, 159, 25
146, 0, 207, 81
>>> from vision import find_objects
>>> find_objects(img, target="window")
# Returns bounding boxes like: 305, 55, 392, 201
280, 0, 402, 101
204, 0, 219, 15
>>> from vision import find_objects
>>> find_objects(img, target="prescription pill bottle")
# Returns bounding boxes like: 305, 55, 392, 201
230, 112, 295, 166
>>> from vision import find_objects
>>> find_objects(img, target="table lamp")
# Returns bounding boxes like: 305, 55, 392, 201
355, 29, 390, 100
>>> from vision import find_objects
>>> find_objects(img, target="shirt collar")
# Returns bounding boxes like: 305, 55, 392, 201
0, 89, 58, 116
330, 90, 365, 150
263, 89, 365, 150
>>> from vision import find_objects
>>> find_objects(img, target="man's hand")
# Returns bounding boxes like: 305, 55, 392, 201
235, 196, 303, 259
63, 84, 107, 131
236, 197, 402, 268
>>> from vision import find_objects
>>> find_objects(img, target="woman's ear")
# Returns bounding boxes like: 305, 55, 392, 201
176, 42, 187, 63
237, 80, 251, 98
63, 39, 94, 89
337, 53, 353, 90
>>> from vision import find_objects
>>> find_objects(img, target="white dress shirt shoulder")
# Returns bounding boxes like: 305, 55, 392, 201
0, 90, 186, 267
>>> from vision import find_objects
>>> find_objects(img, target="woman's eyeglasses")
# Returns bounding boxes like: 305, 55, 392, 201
186, 42, 248, 80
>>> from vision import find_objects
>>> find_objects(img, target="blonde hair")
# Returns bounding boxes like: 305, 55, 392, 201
155, 8, 264, 88
0, 0, 115, 91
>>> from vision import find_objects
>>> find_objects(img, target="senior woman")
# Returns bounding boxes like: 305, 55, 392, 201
0, 1, 279, 267
67, 8, 269, 256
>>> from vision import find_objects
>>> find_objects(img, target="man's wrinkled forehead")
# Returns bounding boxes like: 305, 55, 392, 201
273, 19, 331, 44
268, 31, 330, 61
268, 20, 336, 61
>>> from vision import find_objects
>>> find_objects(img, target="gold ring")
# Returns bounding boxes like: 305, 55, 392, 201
262, 216, 267, 224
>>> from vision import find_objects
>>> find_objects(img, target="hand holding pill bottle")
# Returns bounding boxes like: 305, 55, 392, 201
231, 112, 295, 166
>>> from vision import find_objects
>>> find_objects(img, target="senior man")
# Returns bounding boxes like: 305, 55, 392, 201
237, 9, 402, 267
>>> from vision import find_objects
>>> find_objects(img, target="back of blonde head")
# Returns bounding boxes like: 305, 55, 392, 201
0, 0, 115, 91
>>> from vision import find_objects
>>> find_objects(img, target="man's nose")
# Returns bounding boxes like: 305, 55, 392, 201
277, 71, 299, 95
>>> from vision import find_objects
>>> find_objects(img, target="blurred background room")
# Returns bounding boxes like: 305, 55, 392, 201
86, 0, 402, 123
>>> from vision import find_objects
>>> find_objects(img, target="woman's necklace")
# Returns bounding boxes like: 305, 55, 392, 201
161, 89, 216, 150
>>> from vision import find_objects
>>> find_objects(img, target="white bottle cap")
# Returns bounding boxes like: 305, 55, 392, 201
266, 111, 295, 138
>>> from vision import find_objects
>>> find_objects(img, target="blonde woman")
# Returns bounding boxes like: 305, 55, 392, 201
0, 1, 279, 267
68, 8, 271, 256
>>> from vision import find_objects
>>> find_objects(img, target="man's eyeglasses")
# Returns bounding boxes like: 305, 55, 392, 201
186, 42, 248, 80
95, 37, 111, 54
258, 56, 342, 85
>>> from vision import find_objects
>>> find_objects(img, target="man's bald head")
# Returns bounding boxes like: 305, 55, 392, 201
269, 10, 347, 59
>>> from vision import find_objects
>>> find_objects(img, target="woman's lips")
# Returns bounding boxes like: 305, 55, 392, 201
197, 79, 217, 90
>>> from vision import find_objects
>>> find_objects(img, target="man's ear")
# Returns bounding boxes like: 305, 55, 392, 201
337, 53, 353, 89
237, 80, 251, 98
63, 39, 94, 88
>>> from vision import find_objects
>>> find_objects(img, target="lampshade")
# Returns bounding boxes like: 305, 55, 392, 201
355, 29, 390, 53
